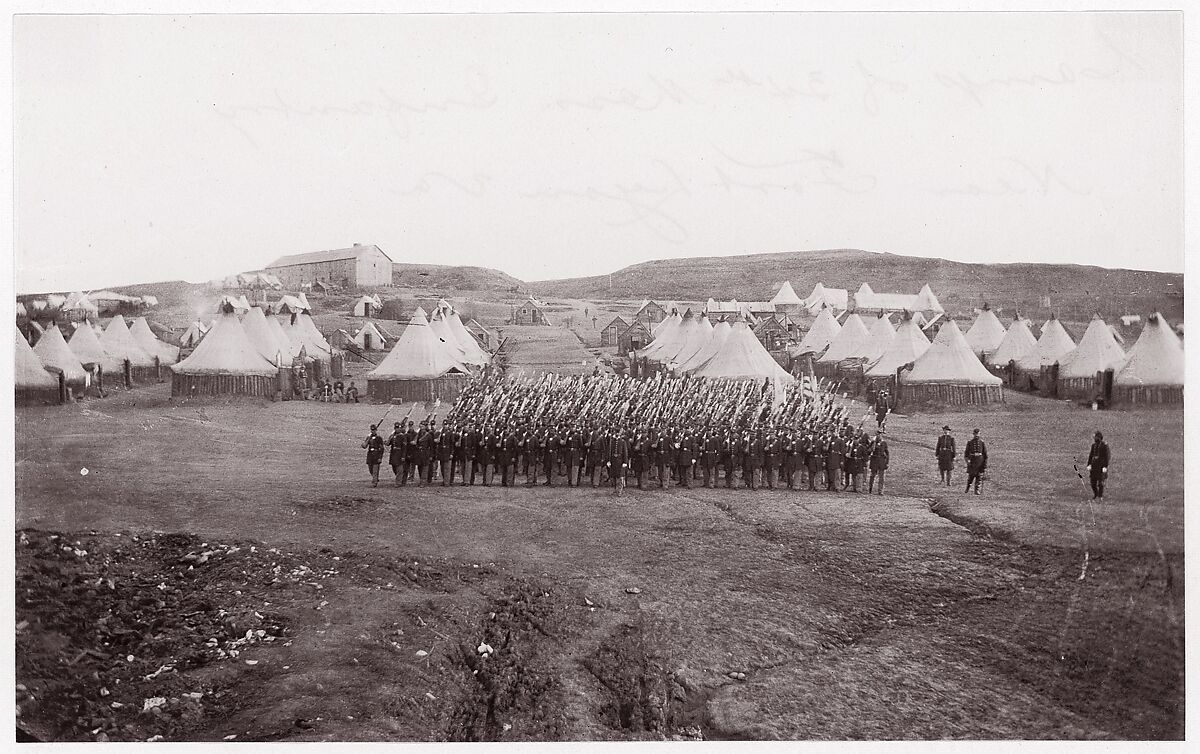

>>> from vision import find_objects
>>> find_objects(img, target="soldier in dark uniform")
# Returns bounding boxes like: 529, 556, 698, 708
824, 432, 844, 492
361, 424, 385, 487
416, 420, 434, 486
500, 424, 519, 487
607, 428, 630, 495
460, 422, 480, 485
400, 420, 418, 486
935, 425, 956, 486
781, 430, 798, 490
540, 423, 559, 486
804, 432, 823, 491
743, 429, 763, 490
631, 425, 650, 489
518, 422, 534, 481
763, 428, 781, 490
477, 423, 495, 486
436, 421, 456, 487
1087, 430, 1110, 500
874, 389, 890, 429
964, 428, 987, 495
720, 429, 738, 488
868, 431, 889, 495
565, 423, 585, 487
675, 426, 695, 488
386, 421, 405, 487
701, 425, 720, 488
652, 426, 670, 489
588, 423, 607, 487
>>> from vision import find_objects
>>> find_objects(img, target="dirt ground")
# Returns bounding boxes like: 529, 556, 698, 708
14, 353, 1184, 741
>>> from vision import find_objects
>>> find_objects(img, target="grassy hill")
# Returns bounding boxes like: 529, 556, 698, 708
392, 263, 524, 293
529, 249, 1183, 322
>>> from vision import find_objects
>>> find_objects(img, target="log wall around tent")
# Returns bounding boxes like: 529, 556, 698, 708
897, 383, 1005, 406
171, 373, 279, 399
835, 363, 866, 397
15, 386, 63, 406
1056, 375, 1104, 402
367, 375, 469, 404
986, 363, 1040, 393
1111, 385, 1183, 406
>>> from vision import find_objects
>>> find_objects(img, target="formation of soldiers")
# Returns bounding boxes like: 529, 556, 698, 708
362, 372, 891, 494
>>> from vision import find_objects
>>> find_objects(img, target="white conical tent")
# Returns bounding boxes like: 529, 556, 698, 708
129, 317, 180, 365
241, 307, 287, 366
856, 283, 875, 298
905, 320, 1002, 385
866, 316, 930, 378
1057, 315, 1126, 379
689, 320, 794, 382
100, 315, 156, 367
68, 320, 123, 373
1037, 316, 1076, 366
770, 281, 802, 306
640, 312, 684, 359
429, 308, 474, 364
368, 308, 470, 379
279, 312, 331, 359
264, 315, 297, 360
33, 325, 90, 386
655, 312, 703, 363
16, 327, 58, 390
1114, 313, 1184, 388
987, 318, 1041, 370
860, 314, 896, 364
171, 311, 278, 376
672, 315, 716, 369
964, 306, 1007, 357
818, 313, 872, 362
914, 284, 944, 313
679, 319, 733, 373
446, 308, 491, 363
794, 306, 841, 355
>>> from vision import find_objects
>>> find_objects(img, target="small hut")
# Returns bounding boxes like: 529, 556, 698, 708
601, 315, 629, 347
511, 295, 549, 326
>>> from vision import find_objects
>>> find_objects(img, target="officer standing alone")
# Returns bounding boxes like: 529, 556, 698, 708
1087, 431, 1110, 500
362, 424, 385, 488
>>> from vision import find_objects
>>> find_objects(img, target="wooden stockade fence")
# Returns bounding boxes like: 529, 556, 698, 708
897, 383, 1005, 406
367, 374, 468, 404
171, 373, 279, 399
1111, 385, 1183, 405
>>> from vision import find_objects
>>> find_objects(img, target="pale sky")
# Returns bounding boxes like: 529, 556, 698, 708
13, 11, 1184, 293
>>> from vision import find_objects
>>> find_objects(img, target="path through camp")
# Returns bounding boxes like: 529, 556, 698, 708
15, 385, 1183, 741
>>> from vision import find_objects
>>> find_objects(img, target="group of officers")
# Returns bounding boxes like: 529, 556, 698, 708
363, 414, 891, 495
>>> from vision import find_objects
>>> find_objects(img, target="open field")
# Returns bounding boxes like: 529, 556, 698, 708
15, 372, 1183, 741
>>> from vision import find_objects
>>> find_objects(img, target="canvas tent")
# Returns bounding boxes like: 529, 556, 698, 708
688, 320, 794, 383
802, 283, 848, 313
68, 318, 123, 376
241, 306, 289, 365
179, 320, 209, 348
15, 327, 61, 404
366, 307, 471, 402
913, 284, 944, 313
986, 318, 1041, 373
130, 317, 180, 365
1037, 315, 1076, 367
860, 314, 896, 365
170, 310, 280, 397
1054, 315, 1125, 400
639, 312, 684, 360
353, 321, 389, 351
900, 319, 1003, 405
964, 305, 1007, 358
1112, 313, 1183, 404
865, 314, 931, 381
444, 307, 491, 365
33, 325, 90, 388
678, 319, 733, 373
792, 306, 841, 356
100, 315, 158, 381
769, 281, 803, 312
352, 294, 383, 317
817, 313, 872, 365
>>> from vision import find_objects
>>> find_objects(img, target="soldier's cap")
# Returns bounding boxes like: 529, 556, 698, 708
394, 422, 401, 427
370, 424, 378, 431
973, 428, 980, 435
1095, 430, 1103, 439
942, 425, 951, 431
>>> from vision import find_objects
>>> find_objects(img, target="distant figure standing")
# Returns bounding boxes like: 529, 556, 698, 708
1087, 431, 1110, 500
868, 431, 889, 495
935, 425, 956, 486
361, 424, 385, 487
964, 428, 987, 495
874, 389, 890, 429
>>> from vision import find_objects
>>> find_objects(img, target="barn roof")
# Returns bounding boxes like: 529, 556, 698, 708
267, 244, 393, 268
